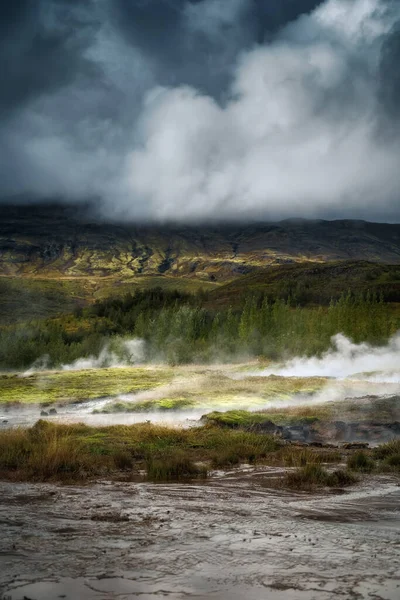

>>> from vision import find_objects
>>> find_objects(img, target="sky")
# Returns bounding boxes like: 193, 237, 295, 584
1, 0, 400, 223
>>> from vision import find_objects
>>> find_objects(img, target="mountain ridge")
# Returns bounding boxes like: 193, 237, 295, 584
1, 204, 400, 283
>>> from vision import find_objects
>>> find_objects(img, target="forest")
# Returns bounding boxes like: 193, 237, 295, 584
0, 287, 398, 370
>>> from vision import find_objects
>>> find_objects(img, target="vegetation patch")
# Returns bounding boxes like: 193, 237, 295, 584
347, 451, 375, 473
372, 440, 400, 472
204, 410, 276, 429
0, 367, 173, 405
278, 447, 342, 467
204, 409, 320, 430
97, 396, 196, 413
0, 420, 281, 482
146, 452, 207, 482
284, 464, 357, 490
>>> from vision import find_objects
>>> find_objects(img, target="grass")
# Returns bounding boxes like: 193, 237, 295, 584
146, 452, 208, 482
278, 447, 342, 467
0, 366, 173, 405
97, 396, 196, 413
0, 420, 394, 485
284, 464, 357, 490
372, 439, 400, 459
372, 440, 400, 473
0, 420, 281, 482
204, 409, 320, 430
347, 451, 375, 473
0, 421, 110, 481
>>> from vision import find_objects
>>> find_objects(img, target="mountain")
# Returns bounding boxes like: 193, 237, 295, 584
1, 203, 400, 282
1, 203, 400, 323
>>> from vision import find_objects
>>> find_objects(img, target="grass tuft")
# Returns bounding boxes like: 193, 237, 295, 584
146, 452, 207, 482
347, 451, 375, 473
372, 439, 400, 460
284, 464, 357, 490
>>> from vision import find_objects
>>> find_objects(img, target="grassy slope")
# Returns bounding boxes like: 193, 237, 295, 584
2, 204, 400, 322
0, 275, 218, 324
207, 261, 400, 307
1, 260, 400, 324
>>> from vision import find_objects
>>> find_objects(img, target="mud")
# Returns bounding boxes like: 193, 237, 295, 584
1, 469, 399, 599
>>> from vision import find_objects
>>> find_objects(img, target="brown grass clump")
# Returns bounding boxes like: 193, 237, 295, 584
146, 452, 207, 482
284, 464, 357, 490
279, 447, 342, 467
0, 421, 108, 481
347, 451, 375, 473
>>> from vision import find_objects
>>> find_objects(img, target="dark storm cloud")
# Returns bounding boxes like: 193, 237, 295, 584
0, 0, 399, 222
0, 0, 98, 119
110, 0, 324, 95
379, 20, 400, 120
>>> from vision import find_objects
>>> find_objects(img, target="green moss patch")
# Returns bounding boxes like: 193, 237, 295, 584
0, 367, 173, 405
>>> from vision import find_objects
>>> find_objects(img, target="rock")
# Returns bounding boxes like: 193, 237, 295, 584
289, 441, 309, 447
40, 410, 48, 416
342, 442, 369, 449
282, 425, 311, 442
49, 408, 57, 415
253, 420, 281, 434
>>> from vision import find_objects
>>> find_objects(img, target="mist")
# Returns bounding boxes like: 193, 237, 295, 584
262, 332, 400, 380
22, 338, 145, 375
1, 0, 400, 222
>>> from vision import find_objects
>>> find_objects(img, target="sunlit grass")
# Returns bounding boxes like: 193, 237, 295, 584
0, 366, 173, 405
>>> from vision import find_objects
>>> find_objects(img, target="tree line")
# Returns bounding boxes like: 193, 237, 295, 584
0, 288, 398, 370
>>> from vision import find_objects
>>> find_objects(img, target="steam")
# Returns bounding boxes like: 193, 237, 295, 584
262, 332, 400, 381
22, 338, 145, 375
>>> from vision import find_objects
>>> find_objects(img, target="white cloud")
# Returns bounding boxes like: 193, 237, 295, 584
113, 0, 400, 221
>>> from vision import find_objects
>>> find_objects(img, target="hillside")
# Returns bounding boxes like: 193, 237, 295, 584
207, 261, 400, 307
2, 204, 400, 281
1, 203, 400, 322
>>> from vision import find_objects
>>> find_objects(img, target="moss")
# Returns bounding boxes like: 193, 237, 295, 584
97, 396, 196, 413
204, 409, 320, 429
203, 410, 274, 429
0, 367, 173, 405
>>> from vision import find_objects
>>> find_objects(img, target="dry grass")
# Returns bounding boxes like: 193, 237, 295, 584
0, 420, 281, 482
278, 447, 342, 467
284, 464, 357, 490
347, 451, 375, 473
0, 420, 396, 484
146, 452, 207, 482
0, 422, 109, 481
